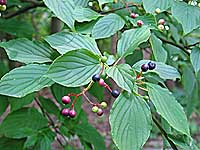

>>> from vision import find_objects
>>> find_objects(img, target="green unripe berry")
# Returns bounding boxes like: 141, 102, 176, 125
143, 96, 149, 100
0, 5, 6, 11
100, 102, 107, 109
155, 8, 161, 14
92, 106, 99, 113
101, 56, 108, 63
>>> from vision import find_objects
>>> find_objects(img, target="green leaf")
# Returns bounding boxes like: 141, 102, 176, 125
150, 34, 167, 63
92, 13, 125, 39
190, 47, 200, 74
39, 97, 59, 115
0, 64, 54, 98
133, 60, 180, 80
110, 92, 152, 150
8, 93, 34, 112
0, 18, 34, 38
75, 124, 106, 150
98, 0, 113, 9
117, 26, 151, 57
0, 137, 25, 150
44, 0, 75, 29
0, 108, 48, 138
74, 7, 100, 22
74, 0, 89, 7
45, 31, 101, 55
47, 49, 101, 87
172, 2, 200, 34
24, 134, 38, 148
106, 64, 135, 93
0, 39, 56, 64
147, 83, 190, 136
0, 95, 8, 116
143, 0, 174, 13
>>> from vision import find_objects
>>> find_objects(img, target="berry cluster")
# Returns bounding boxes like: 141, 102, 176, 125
141, 61, 156, 72
92, 74, 120, 98
130, 12, 144, 27
61, 59, 119, 118
0, 0, 6, 11
61, 96, 77, 118
157, 19, 169, 31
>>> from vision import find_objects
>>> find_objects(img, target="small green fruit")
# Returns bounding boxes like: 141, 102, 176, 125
100, 102, 107, 109
155, 8, 161, 14
101, 56, 108, 63
92, 106, 99, 113
158, 24, 164, 31
143, 96, 149, 100
0, 4, 6, 11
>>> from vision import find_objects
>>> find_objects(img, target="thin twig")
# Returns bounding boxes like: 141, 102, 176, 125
35, 98, 67, 148
3, 2, 45, 19
152, 116, 178, 150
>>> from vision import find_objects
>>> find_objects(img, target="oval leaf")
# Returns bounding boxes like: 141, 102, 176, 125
172, 2, 200, 34
44, 0, 75, 29
47, 49, 101, 87
45, 31, 101, 55
110, 92, 152, 150
117, 26, 151, 57
150, 34, 167, 63
147, 83, 190, 136
190, 47, 200, 74
133, 60, 180, 80
143, 0, 174, 13
92, 13, 125, 39
74, 7, 100, 22
0, 39, 55, 64
106, 64, 135, 93
0, 108, 48, 138
0, 64, 54, 98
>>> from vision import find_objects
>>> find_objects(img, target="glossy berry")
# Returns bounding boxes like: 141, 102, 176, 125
101, 56, 108, 63
0, 0, 6, 5
61, 108, 70, 116
100, 102, 107, 109
69, 109, 76, 118
130, 13, 137, 19
111, 90, 120, 98
62, 96, 71, 104
92, 74, 100, 82
97, 108, 104, 116
148, 61, 156, 70
99, 78, 105, 86
158, 24, 164, 31
92, 106, 99, 113
137, 20, 143, 27
141, 64, 149, 72
158, 19, 165, 25
155, 8, 161, 14
165, 25, 170, 31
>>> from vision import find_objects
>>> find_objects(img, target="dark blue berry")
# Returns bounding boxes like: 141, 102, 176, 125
111, 90, 120, 98
148, 61, 156, 70
92, 74, 100, 82
141, 64, 149, 72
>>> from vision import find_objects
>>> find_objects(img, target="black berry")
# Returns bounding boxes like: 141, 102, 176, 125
148, 61, 156, 70
141, 64, 149, 72
92, 74, 100, 82
111, 90, 120, 98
